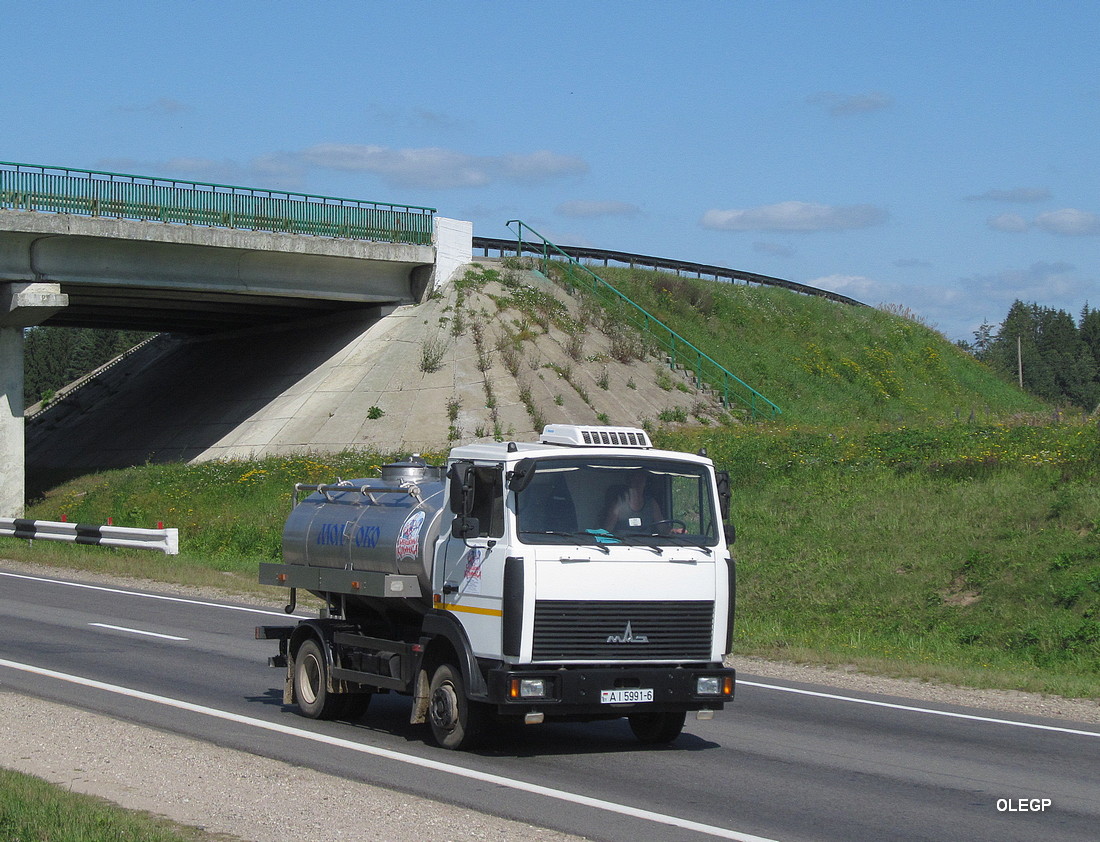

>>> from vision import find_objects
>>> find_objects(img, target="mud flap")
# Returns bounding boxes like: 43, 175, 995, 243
410, 668, 431, 724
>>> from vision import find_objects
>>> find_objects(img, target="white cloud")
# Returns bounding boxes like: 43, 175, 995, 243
556, 200, 641, 218
701, 201, 888, 232
499, 150, 588, 183
250, 152, 303, 178
809, 262, 1091, 344
806, 91, 893, 116
753, 241, 795, 257
809, 273, 883, 301
365, 104, 465, 131
965, 187, 1051, 202
984, 208, 1100, 236
988, 213, 1029, 233
962, 261, 1080, 299
300, 144, 490, 188
1034, 208, 1100, 236
299, 143, 587, 189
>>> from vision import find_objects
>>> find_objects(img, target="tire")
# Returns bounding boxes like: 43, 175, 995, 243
628, 711, 686, 745
293, 638, 345, 720
427, 663, 488, 750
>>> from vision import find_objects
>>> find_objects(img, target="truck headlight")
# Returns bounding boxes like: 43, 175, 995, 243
696, 676, 722, 695
696, 675, 733, 696
521, 678, 547, 698
510, 677, 550, 699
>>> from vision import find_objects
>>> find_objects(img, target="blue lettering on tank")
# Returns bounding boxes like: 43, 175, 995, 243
315, 523, 345, 546
355, 525, 381, 548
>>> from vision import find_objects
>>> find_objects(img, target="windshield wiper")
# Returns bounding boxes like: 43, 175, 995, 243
659, 534, 712, 555
614, 534, 664, 555
519, 529, 575, 539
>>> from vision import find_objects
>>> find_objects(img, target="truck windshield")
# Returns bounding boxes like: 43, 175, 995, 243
515, 456, 719, 548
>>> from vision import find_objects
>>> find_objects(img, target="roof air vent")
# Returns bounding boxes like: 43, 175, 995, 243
539, 424, 652, 449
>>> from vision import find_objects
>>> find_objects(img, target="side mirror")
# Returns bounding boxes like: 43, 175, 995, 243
449, 461, 475, 516
451, 516, 480, 539
507, 458, 536, 492
715, 470, 732, 520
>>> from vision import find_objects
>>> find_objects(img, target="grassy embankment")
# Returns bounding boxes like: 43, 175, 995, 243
0, 767, 210, 841
3, 266, 1097, 700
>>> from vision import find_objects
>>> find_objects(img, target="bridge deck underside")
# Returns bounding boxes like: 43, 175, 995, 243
42, 283, 383, 333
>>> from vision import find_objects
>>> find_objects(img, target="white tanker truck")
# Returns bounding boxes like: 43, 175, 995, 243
257, 424, 736, 750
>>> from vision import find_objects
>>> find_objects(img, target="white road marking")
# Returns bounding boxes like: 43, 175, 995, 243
0, 570, 306, 619
89, 623, 188, 641
738, 680, 1100, 738
0, 657, 778, 842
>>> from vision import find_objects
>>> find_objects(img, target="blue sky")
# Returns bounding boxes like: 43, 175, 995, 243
6, 0, 1098, 342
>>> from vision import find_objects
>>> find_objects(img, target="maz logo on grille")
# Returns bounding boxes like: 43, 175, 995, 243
606, 621, 649, 644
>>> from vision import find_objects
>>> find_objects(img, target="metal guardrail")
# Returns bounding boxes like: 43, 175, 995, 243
0, 161, 435, 246
501, 221, 782, 419
473, 235, 867, 308
0, 518, 179, 554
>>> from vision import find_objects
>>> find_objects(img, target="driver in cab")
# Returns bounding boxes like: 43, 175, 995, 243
603, 470, 684, 534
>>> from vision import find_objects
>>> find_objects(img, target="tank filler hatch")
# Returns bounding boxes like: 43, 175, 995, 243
538, 424, 652, 449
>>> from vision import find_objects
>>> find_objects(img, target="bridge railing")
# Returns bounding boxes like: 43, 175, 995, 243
504, 220, 781, 419
0, 161, 435, 246
473, 235, 866, 308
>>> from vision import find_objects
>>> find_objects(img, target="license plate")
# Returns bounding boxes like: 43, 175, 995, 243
600, 688, 654, 704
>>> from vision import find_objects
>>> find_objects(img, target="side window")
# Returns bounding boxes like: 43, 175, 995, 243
470, 465, 504, 538
670, 473, 713, 536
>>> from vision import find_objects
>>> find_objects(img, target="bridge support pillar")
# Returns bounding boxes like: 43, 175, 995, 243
0, 283, 68, 517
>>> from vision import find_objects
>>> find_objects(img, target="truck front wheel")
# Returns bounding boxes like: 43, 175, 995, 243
294, 638, 344, 720
428, 663, 487, 750
628, 711, 686, 744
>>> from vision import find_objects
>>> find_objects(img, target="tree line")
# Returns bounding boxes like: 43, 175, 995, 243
966, 301, 1100, 411
22, 327, 153, 408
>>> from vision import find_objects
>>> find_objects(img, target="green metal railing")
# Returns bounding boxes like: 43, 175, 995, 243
0, 161, 435, 246
506, 220, 781, 419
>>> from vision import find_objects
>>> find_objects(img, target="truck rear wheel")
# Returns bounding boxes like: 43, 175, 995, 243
294, 638, 344, 720
428, 663, 487, 750
628, 711, 686, 744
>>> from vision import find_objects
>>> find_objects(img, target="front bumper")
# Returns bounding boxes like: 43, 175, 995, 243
486, 664, 735, 716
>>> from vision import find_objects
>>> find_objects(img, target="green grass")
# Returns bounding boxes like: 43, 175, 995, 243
572, 265, 1048, 426
658, 421, 1100, 698
0, 768, 219, 841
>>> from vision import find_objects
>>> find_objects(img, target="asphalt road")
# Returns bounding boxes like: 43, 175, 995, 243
1, 566, 1096, 842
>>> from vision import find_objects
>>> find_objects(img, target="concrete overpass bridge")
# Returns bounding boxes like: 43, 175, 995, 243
0, 161, 472, 515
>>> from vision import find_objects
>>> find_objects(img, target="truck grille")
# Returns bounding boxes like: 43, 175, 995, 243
532, 600, 713, 661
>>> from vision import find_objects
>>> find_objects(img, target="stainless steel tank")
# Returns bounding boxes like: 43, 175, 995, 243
282, 457, 446, 611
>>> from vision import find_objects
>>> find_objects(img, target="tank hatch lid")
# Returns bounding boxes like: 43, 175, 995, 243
381, 455, 444, 482
539, 424, 652, 449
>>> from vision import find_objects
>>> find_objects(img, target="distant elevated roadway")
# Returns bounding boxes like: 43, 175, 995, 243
0, 161, 472, 515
